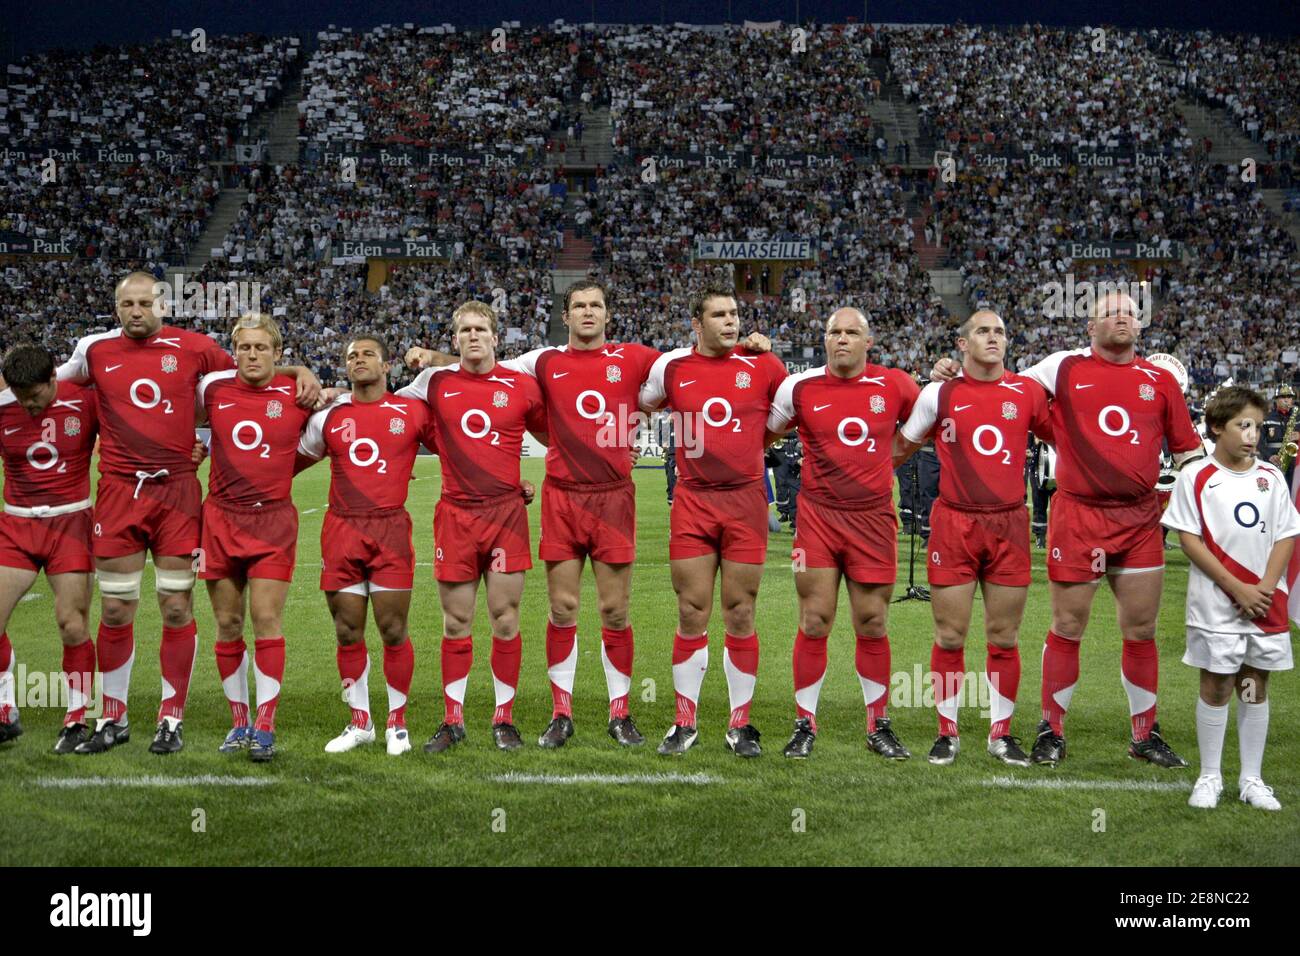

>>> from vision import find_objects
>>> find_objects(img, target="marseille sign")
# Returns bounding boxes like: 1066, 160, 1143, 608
694, 239, 814, 261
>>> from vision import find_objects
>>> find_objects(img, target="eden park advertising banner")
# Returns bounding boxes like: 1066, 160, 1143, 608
631, 148, 870, 171
957, 144, 1175, 170
0, 143, 189, 165
332, 239, 451, 260
1060, 239, 1184, 260
305, 144, 535, 169
0, 230, 76, 255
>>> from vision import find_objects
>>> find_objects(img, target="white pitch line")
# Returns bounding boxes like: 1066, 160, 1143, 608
981, 775, 1191, 793
34, 775, 278, 789
492, 771, 721, 785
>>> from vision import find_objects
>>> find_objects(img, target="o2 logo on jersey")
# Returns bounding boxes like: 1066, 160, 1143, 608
348, 437, 387, 474
1234, 501, 1267, 533
231, 420, 270, 459
461, 409, 503, 446
1097, 405, 1140, 445
27, 417, 67, 472
701, 397, 742, 433
129, 378, 174, 414
26, 439, 65, 473
837, 416, 874, 451
971, 425, 1013, 465
575, 390, 615, 428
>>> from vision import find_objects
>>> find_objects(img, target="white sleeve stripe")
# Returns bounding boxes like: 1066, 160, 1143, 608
766, 367, 818, 433
298, 407, 330, 458
640, 346, 690, 409
900, 381, 941, 444
197, 368, 238, 408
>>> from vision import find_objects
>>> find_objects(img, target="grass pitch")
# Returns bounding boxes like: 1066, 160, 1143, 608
1, 457, 1296, 866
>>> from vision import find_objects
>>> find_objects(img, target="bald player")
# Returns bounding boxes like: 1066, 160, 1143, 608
933, 292, 1204, 766
767, 307, 918, 759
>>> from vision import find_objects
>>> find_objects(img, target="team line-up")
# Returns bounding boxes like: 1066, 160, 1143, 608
0, 275, 1290, 811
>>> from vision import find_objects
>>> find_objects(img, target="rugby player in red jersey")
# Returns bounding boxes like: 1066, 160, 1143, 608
767, 308, 918, 760
44, 271, 320, 755
405, 280, 773, 749
198, 314, 313, 762
400, 301, 548, 752
896, 311, 1052, 766
298, 334, 435, 757
0, 345, 98, 751
640, 287, 787, 757
933, 292, 1204, 766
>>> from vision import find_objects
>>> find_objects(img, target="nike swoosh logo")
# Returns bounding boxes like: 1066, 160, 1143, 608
552, 372, 569, 379
680, 380, 696, 387
954, 404, 972, 411
218, 403, 235, 410
105, 364, 122, 372
1207, 481, 1222, 489
330, 423, 348, 433
813, 403, 831, 412
443, 391, 461, 398
3, 426, 21, 435
1074, 383, 1094, 390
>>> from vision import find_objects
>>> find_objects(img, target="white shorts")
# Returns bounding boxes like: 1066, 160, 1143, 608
1183, 626, 1294, 674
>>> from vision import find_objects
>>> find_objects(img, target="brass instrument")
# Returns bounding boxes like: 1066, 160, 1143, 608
1278, 401, 1300, 472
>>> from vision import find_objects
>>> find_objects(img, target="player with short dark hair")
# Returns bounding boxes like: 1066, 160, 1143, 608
0, 344, 99, 752
640, 288, 787, 757
298, 334, 434, 757
896, 311, 1052, 766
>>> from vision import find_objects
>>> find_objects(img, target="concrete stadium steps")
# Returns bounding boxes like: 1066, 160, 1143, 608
548, 104, 613, 168
1262, 189, 1300, 247
557, 228, 593, 269
909, 204, 945, 270
929, 268, 969, 322
872, 54, 927, 164
184, 189, 248, 270
1177, 96, 1260, 166
266, 72, 305, 166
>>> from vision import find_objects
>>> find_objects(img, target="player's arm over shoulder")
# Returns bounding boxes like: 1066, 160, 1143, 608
765, 374, 798, 443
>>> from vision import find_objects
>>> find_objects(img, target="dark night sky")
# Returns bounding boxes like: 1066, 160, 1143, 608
3, 1, 1297, 62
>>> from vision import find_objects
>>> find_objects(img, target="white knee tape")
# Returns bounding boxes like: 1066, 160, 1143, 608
155, 568, 197, 593
96, 569, 143, 601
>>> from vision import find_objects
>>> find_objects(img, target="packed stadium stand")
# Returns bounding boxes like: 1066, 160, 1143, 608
2, 22, 1297, 401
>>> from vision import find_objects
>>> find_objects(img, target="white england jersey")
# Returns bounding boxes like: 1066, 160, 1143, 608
1162, 457, 1300, 634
